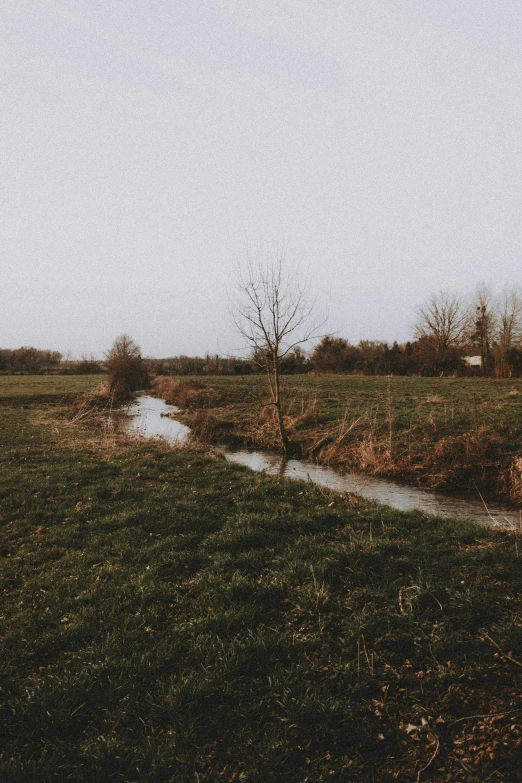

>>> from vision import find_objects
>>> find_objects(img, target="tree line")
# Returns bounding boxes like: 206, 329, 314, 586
0, 347, 62, 375
3, 283, 521, 379
411, 284, 522, 377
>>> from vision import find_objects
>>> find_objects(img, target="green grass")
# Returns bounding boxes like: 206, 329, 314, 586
1, 378, 522, 781
159, 375, 522, 496
0, 374, 101, 401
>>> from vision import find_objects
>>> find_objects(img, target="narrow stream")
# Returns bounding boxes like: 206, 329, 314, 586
121, 396, 190, 443
122, 396, 520, 529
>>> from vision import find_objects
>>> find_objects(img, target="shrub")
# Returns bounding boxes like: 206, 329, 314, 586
105, 335, 148, 400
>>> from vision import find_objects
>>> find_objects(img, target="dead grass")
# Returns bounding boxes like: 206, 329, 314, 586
416, 427, 504, 489
504, 456, 522, 504
151, 374, 522, 501
424, 394, 445, 404
68, 381, 116, 426
187, 411, 236, 445
151, 376, 221, 409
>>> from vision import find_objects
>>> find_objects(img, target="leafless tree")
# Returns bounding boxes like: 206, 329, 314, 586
230, 252, 324, 452
414, 291, 467, 359
466, 283, 497, 366
493, 285, 522, 377
496, 285, 522, 348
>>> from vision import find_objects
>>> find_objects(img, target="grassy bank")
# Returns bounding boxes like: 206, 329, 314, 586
153, 375, 522, 500
1, 378, 522, 782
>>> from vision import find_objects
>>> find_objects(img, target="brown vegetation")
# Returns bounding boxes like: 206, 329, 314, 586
105, 334, 148, 399
152, 375, 522, 501
151, 376, 221, 409
502, 456, 522, 504
68, 380, 116, 427
414, 428, 504, 489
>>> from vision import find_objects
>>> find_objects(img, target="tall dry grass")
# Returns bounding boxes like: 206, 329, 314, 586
151, 376, 221, 409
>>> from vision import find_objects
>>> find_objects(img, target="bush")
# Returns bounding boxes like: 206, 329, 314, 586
105, 335, 148, 400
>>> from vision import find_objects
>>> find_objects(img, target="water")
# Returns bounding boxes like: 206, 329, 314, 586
122, 396, 520, 528
120, 395, 190, 444
224, 451, 520, 528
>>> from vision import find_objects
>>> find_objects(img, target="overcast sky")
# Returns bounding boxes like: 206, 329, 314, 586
1, 0, 521, 358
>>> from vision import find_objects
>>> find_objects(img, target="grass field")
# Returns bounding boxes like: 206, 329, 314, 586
0, 374, 100, 400
155, 375, 522, 499
1, 377, 522, 782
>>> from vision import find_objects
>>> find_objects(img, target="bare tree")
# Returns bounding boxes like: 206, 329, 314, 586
466, 283, 497, 369
230, 253, 324, 452
494, 285, 522, 377
496, 285, 522, 348
414, 291, 467, 361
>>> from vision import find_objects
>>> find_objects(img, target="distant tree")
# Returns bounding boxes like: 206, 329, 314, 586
465, 284, 496, 373
410, 336, 463, 376
105, 335, 148, 399
414, 291, 466, 373
75, 355, 104, 374
311, 336, 351, 373
280, 346, 311, 374
356, 340, 389, 375
491, 285, 522, 377
230, 253, 324, 452
496, 285, 522, 348
0, 347, 62, 374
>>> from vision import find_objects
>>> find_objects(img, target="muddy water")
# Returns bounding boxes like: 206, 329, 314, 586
124, 396, 520, 528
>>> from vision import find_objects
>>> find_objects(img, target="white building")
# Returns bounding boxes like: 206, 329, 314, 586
463, 355, 482, 367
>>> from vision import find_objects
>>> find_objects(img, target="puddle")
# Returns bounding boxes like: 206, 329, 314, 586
123, 396, 520, 528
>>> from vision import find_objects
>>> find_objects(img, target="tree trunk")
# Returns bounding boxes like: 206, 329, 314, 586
272, 357, 289, 453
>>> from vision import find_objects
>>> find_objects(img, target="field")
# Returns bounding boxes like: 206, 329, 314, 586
155, 375, 522, 500
1, 376, 522, 782
0, 374, 100, 401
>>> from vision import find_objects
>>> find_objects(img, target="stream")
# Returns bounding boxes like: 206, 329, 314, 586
121, 395, 520, 529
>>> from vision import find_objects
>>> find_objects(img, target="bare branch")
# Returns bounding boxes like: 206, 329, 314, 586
229, 251, 327, 451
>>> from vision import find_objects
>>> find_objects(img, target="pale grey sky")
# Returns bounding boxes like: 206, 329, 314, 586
1, 0, 521, 357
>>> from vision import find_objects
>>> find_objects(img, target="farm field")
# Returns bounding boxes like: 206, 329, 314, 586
156, 375, 522, 499
1, 377, 522, 781
0, 374, 100, 400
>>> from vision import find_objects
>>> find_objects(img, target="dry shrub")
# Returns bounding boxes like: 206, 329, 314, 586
314, 433, 390, 474
152, 377, 221, 409
419, 427, 503, 488
254, 406, 281, 445
151, 375, 175, 399
288, 406, 319, 430
502, 456, 522, 503
68, 381, 116, 426
357, 437, 383, 471
258, 405, 276, 424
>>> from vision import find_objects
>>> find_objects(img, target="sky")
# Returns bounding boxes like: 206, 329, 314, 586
1, 0, 521, 358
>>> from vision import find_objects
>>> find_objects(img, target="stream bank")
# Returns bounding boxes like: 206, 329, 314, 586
122, 395, 520, 528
